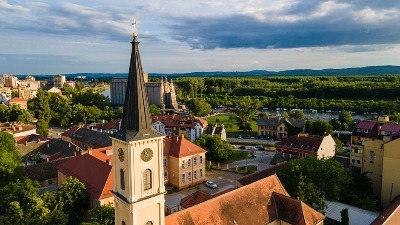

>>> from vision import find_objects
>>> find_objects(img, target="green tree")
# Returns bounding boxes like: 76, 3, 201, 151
277, 155, 352, 210
288, 110, 307, 120
234, 96, 260, 133
338, 111, 353, 131
195, 134, 233, 162
187, 98, 211, 116
57, 177, 89, 225
30, 89, 52, 136
149, 104, 162, 115
82, 203, 114, 225
305, 120, 333, 136
0, 131, 22, 185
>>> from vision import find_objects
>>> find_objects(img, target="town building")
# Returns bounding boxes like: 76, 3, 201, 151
23, 138, 79, 164
3, 75, 18, 88
372, 195, 400, 225
163, 135, 207, 190
65, 81, 76, 88
152, 114, 208, 141
53, 74, 66, 88
203, 124, 227, 141
350, 114, 400, 198
8, 97, 28, 109
381, 137, 400, 207
0, 122, 36, 138
42, 86, 62, 95
275, 133, 336, 159
110, 75, 179, 109
63, 127, 112, 150
257, 116, 305, 139
57, 147, 114, 208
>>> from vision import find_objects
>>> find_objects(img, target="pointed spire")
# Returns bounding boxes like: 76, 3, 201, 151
114, 20, 162, 141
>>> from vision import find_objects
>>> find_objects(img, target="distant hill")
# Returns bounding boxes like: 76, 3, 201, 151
15, 65, 400, 79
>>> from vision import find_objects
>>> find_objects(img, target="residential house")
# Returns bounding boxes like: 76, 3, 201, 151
165, 175, 325, 225
257, 116, 305, 139
163, 135, 207, 190
275, 134, 336, 159
152, 115, 208, 141
0, 122, 36, 138
57, 147, 114, 208
42, 86, 62, 95
24, 157, 70, 193
350, 115, 400, 198
8, 97, 28, 109
203, 124, 227, 141
67, 127, 112, 150
24, 138, 79, 164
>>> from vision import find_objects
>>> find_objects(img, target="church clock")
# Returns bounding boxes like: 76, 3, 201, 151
141, 148, 153, 162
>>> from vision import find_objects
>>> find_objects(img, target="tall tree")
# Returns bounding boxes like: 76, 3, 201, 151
195, 134, 233, 162
288, 110, 307, 120
149, 104, 161, 115
0, 131, 21, 185
30, 89, 52, 136
187, 98, 211, 116
82, 203, 114, 225
305, 120, 333, 136
234, 96, 260, 133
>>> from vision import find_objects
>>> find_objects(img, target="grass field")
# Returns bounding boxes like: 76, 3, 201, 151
205, 113, 258, 137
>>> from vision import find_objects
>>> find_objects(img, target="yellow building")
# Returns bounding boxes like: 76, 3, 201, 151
381, 137, 400, 207
350, 115, 400, 198
257, 116, 304, 139
163, 135, 206, 190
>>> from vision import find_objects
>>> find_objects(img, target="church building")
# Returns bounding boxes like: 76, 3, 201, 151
111, 25, 325, 225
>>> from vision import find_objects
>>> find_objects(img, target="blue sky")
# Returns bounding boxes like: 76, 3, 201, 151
1, 0, 400, 75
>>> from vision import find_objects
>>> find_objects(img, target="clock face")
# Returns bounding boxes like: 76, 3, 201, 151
141, 148, 153, 162
118, 148, 124, 162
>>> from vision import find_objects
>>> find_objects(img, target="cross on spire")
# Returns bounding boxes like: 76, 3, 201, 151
132, 18, 137, 38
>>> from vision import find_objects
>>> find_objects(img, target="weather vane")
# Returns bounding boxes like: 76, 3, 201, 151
132, 18, 137, 38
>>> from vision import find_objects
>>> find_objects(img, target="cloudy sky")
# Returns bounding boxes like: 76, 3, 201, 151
1, 0, 400, 75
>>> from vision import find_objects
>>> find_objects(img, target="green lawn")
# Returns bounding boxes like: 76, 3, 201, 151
206, 113, 258, 137
228, 150, 249, 162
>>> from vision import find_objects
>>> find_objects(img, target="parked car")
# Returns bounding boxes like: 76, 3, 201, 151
239, 146, 246, 149
205, 181, 217, 189
231, 145, 238, 149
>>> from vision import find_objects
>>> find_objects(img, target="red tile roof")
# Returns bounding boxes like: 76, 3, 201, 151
61, 126, 80, 138
163, 136, 207, 158
276, 134, 324, 152
57, 153, 113, 200
381, 123, 400, 133
356, 121, 376, 130
237, 162, 287, 186
9, 97, 26, 102
180, 191, 213, 209
152, 115, 208, 129
165, 175, 288, 225
90, 146, 113, 164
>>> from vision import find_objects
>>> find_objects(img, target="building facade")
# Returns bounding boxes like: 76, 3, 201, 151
257, 117, 305, 139
275, 134, 336, 159
53, 74, 66, 88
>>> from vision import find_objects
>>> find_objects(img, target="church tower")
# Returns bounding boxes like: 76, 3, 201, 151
111, 22, 165, 225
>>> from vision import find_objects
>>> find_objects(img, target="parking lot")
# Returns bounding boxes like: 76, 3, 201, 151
166, 170, 245, 197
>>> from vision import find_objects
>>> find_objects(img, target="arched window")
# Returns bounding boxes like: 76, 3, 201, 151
120, 168, 125, 190
145, 222, 153, 225
122, 221, 126, 225
143, 169, 152, 190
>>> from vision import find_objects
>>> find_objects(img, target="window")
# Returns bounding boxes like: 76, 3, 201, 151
188, 159, 191, 167
145, 222, 153, 225
164, 172, 168, 179
164, 158, 167, 167
181, 160, 185, 169
143, 169, 152, 190
194, 171, 197, 179
120, 169, 125, 190
357, 160, 361, 164
200, 169, 203, 178
351, 159, 356, 163
122, 221, 126, 225
200, 156, 203, 164
370, 161, 374, 164
182, 174, 185, 183
370, 151, 376, 160
188, 172, 191, 181
194, 157, 197, 166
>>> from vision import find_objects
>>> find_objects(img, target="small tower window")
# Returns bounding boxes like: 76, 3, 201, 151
194, 157, 197, 165
194, 171, 197, 179
200, 169, 203, 177
146, 222, 153, 225
122, 221, 126, 225
200, 156, 203, 164
181, 160, 185, 169
120, 168, 125, 190
143, 169, 152, 190
188, 159, 191, 167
